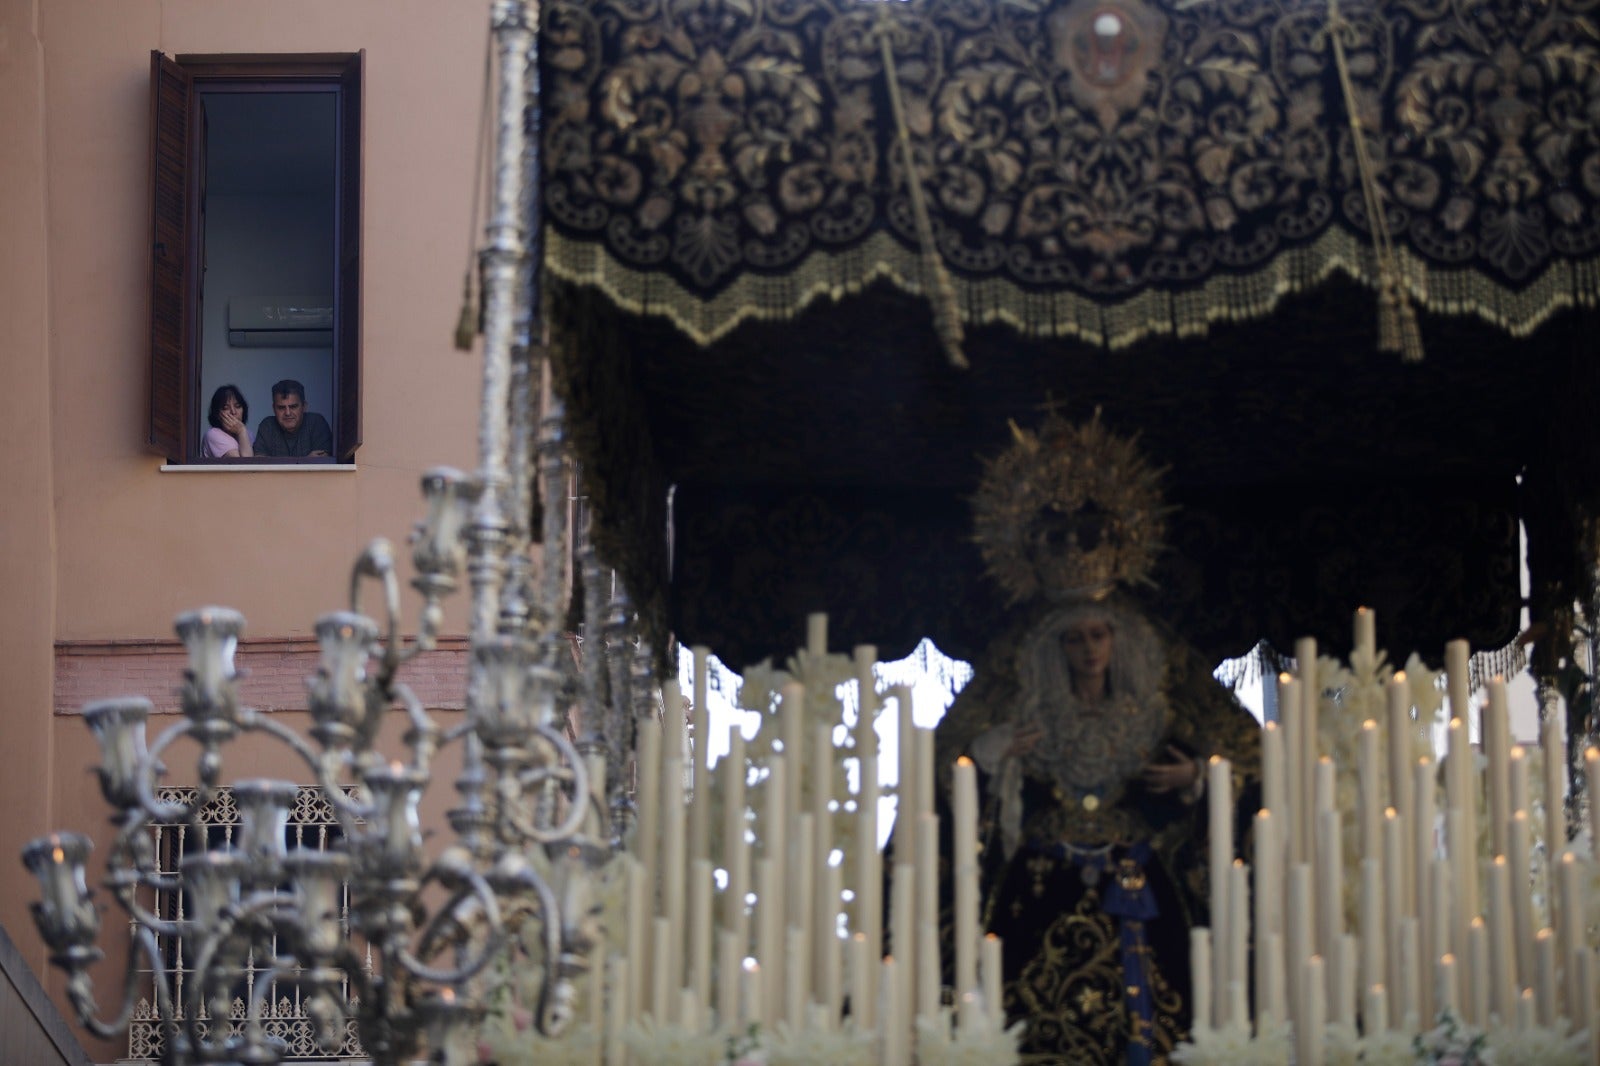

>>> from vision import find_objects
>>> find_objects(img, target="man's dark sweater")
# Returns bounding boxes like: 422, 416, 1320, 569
255, 412, 334, 457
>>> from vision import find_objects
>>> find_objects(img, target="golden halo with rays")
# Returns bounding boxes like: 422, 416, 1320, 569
972, 411, 1169, 604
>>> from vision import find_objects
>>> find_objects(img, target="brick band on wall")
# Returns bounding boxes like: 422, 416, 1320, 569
53, 637, 469, 716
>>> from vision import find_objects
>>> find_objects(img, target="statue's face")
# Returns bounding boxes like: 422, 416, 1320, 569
1062, 619, 1114, 683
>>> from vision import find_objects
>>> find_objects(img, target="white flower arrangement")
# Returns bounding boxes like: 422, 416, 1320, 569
1172, 1013, 1590, 1066
912, 1014, 1024, 1066
763, 1019, 877, 1066
617, 1014, 733, 1065
1171, 1020, 1289, 1066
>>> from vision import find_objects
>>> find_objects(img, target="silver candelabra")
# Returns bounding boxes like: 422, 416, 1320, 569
21, 2, 644, 1063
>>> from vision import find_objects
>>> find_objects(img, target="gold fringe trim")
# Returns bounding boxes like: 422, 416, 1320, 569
544, 225, 1600, 351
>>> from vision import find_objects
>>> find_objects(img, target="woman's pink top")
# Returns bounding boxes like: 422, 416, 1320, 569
202, 426, 252, 458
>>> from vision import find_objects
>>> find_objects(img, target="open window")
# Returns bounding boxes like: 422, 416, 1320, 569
147, 52, 362, 464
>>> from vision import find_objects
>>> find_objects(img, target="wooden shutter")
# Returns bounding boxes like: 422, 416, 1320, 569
335, 51, 364, 461
147, 52, 194, 461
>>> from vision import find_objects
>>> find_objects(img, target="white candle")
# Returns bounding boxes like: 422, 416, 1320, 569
1516, 986, 1535, 1032
1279, 675, 1304, 865
637, 716, 662, 907
740, 958, 763, 1028
1587, 747, 1600, 862
1414, 757, 1437, 963
1383, 809, 1407, 999
1365, 983, 1388, 1035
1287, 863, 1312, 1035
1301, 954, 1326, 1066
781, 680, 805, 836
1387, 674, 1413, 818
895, 687, 917, 871
1509, 745, 1530, 824
793, 813, 814, 994
785, 927, 806, 1027
1263, 721, 1288, 825
755, 858, 779, 1025
653, 916, 674, 1022
680, 986, 701, 1035
1208, 755, 1234, 1025
953, 757, 980, 1022
981, 933, 1004, 1031
662, 755, 686, 996
690, 858, 713, 1017
812, 722, 835, 996
1541, 693, 1567, 903
880, 955, 903, 1065
1535, 927, 1557, 1024
607, 956, 629, 1066
1508, 810, 1535, 991
763, 755, 788, 984
822, 863, 843, 1026
857, 752, 882, 1020
1398, 918, 1420, 1032
690, 646, 712, 869
1316, 806, 1344, 961
1446, 810, 1471, 961
1354, 607, 1376, 667
1486, 678, 1512, 860
847, 932, 871, 1029
1229, 860, 1250, 1028
1560, 854, 1586, 1016
1436, 953, 1460, 1019
625, 857, 648, 1026
890, 863, 914, 1033
724, 728, 749, 950
717, 928, 739, 1030
854, 645, 878, 761
806, 612, 827, 657
916, 814, 940, 1019
1487, 856, 1516, 1024
1465, 918, 1489, 1027
1297, 640, 1320, 868
1360, 858, 1386, 1008
1190, 928, 1213, 1034
1430, 858, 1454, 963
1337, 934, 1358, 1027
1253, 810, 1280, 1023
915, 727, 935, 821
1262, 931, 1286, 1026
1359, 720, 1382, 862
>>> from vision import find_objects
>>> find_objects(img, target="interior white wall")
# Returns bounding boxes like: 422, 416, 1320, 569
198, 190, 336, 446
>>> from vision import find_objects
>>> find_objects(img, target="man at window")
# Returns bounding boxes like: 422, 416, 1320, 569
254, 379, 333, 458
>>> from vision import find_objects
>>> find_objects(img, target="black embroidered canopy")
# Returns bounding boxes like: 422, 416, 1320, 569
539, 0, 1600, 672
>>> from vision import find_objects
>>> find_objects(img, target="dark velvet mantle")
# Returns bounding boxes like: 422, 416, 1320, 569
550, 274, 1598, 672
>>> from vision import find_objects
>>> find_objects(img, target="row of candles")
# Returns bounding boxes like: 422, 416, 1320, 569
599, 615, 1004, 1063
1192, 609, 1600, 1064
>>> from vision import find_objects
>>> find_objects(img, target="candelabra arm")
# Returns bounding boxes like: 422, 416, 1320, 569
394, 682, 442, 773
134, 718, 207, 824
66, 924, 174, 1042
106, 876, 184, 941
498, 725, 590, 845
396, 863, 506, 985
349, 539, 411, 689
239, 708, 375, 833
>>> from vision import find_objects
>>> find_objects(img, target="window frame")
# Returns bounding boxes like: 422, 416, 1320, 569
146, 51, 364, 465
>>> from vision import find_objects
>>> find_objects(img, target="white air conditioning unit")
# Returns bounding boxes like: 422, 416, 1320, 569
227, 300, 334, 348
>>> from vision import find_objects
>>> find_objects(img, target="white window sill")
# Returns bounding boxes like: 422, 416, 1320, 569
160, 463, 358, 473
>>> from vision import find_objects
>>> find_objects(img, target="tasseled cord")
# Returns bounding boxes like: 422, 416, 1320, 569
1327, 0, 1424, 363
878, 7, 968, 370
455, 26, 497, 352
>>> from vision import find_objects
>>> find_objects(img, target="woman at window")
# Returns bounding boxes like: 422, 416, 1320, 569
202, 384, 255, 459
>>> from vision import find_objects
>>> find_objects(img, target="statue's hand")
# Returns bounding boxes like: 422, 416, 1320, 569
1139, 744, 1199, 794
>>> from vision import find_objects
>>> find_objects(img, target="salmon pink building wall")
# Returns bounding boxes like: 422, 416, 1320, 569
2, 1, 495, 1056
